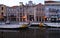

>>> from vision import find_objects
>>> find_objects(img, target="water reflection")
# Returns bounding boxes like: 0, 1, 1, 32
0, 27, 60, 38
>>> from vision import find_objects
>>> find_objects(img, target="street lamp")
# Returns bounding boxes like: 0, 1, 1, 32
5, 12, 10, 24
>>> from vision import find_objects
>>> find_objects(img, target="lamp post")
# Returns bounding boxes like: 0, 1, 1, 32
6, 12, 9, 23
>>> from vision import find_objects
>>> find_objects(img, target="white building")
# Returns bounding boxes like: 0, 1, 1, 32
45, 1, 60, 22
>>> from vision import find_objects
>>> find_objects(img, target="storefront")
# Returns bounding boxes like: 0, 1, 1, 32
50, 16, 58, 22
0, 15, 4, 22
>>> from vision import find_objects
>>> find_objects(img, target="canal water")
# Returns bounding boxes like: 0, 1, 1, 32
0, 27, 60, 38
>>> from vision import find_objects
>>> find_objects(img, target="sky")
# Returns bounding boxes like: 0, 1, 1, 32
0, 0, 60, 6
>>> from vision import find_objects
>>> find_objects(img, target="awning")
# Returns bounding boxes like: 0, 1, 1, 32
43, 16, 47, 19
22, 16, 27, 19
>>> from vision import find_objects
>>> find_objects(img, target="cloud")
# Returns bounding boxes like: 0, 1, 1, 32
0, 0, 44, 6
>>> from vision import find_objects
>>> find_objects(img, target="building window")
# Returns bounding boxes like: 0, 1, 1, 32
49, 8, 59, 13
1, 12, 3, 15
1, 7, 3, 10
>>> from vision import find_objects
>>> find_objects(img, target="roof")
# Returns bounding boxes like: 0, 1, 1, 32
45, 1, 60, 3
0, 4, 6, 6
45, 1, 60, 5
35, 3, 44, 7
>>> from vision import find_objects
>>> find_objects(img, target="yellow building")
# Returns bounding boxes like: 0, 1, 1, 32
0, 4, 6, 21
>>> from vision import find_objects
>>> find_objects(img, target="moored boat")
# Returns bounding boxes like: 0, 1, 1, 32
44, 23, 60, 28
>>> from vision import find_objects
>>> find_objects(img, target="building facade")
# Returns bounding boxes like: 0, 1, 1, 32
0, 1, 45, 23
0, 4, 6, 22
6, 6, 20, 22
23, 1, 45, 22
35, 3, 45, 22
45, 1, 60, 22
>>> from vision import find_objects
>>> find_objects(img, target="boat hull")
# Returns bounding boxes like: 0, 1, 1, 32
44, 23, 60, 28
